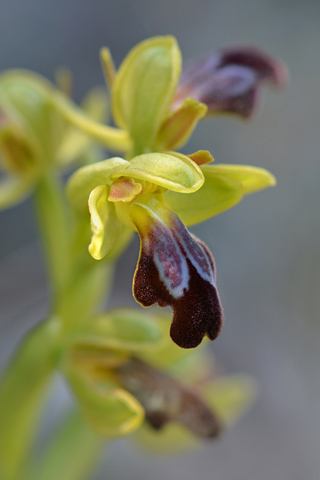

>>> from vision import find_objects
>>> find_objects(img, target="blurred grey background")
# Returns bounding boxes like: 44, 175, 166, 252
1, 0, 320, 479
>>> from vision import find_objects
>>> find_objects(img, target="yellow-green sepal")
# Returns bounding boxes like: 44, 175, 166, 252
165, 169, 243, 226
208, 164, 276, 194
65, 309, 165, 354
65, 361, 144, 437
155, 97, 207, 151
88, 185, 122, 260
66, 157, 129, 213
165, 163, 276, 226
111, 36, 181, 153
111, 152, 204, 193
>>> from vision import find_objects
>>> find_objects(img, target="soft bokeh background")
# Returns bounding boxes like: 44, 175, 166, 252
1, 1, 320, 479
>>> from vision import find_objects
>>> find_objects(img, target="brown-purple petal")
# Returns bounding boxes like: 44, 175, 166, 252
173, 45, 288, 118
133, 211, 223, 349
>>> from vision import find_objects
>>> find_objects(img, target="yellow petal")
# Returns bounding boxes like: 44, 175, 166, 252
155, 97, 207, 151
88, 185, 122, 260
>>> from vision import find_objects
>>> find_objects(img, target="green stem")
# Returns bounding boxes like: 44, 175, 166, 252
53, 93, 132, 154
34, 172, 72, 303
56, 260, 114, 334
0, 318, 60, 480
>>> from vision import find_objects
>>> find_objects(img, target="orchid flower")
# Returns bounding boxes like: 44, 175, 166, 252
66, 36, 281, 349
67, 150, 275, 348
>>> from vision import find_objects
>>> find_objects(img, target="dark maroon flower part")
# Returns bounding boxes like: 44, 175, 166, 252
173, 46, 288, 118
133, 209, 223, 349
